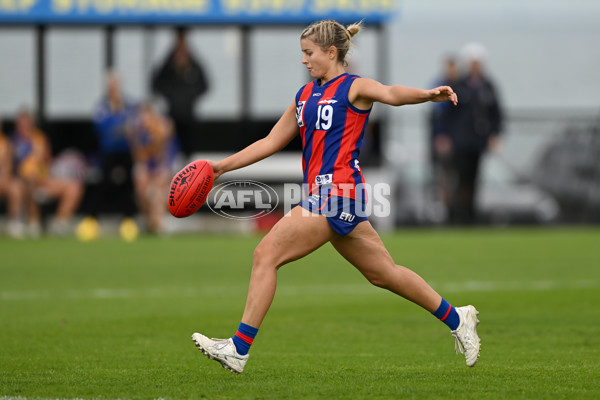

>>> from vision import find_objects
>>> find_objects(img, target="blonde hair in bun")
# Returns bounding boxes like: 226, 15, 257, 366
346, 22, 361, 39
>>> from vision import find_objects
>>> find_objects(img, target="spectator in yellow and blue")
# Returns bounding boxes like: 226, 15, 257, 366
128, 102, 177, 234
11, 109, 83, 237
91, 71, 139, 235
0, 123, 25, 238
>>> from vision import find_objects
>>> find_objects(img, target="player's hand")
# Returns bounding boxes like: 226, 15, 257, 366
429, 86, 458, 106
207, 160, 224, 180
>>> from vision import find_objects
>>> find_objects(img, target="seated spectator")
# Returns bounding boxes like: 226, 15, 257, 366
12, 109, 84, 237
129, 103, 177, 234
0, 126, 25, 238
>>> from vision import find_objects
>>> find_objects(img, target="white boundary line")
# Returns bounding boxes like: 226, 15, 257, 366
1, 279, 597, 301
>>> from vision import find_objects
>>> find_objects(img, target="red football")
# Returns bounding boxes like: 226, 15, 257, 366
168, 160, 214, 218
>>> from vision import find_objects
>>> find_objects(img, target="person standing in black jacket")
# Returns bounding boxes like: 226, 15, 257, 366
152, 28, 209, 157
447, 43, 503, 224
429, 56, 460, 220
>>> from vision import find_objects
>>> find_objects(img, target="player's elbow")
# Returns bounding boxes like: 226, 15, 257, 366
389, 99, 407, 107
261, 136, 283, 156
382, 91, 410, 107
264, 130, 294, 154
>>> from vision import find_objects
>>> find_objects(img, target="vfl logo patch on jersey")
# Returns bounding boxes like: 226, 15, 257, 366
315, 174, 333, 185
296, 101, 306, 127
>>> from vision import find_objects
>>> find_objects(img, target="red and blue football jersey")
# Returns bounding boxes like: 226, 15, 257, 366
295, 73, 372, 200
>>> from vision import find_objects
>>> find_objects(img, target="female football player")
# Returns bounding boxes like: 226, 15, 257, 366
192, 20, 480, 373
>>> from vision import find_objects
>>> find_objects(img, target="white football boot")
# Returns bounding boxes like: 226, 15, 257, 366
451, 305, 481, 367
192, 333, 249, 374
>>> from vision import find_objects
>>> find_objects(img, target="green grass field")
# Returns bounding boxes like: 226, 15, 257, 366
1, 228, 599, 399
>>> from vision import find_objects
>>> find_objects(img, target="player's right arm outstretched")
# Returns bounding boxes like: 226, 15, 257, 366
349, 78, 458, 110
208, 101, 298, 180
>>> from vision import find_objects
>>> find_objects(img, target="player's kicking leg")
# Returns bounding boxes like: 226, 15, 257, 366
330, 220, 481, 367
192, 205, 335, 373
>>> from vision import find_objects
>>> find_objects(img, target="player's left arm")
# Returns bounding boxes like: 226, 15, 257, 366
210, 101, 298, 179
350, 78, 457, 109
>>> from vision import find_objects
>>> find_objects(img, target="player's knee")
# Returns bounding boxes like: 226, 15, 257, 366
363, 268, 394, 289
252, 243, 277, 271
366, 273, 388, 289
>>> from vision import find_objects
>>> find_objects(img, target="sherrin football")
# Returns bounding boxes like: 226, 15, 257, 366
168, 160, 214, 218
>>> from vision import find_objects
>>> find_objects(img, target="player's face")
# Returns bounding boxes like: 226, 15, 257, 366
301, 38, 332, 79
